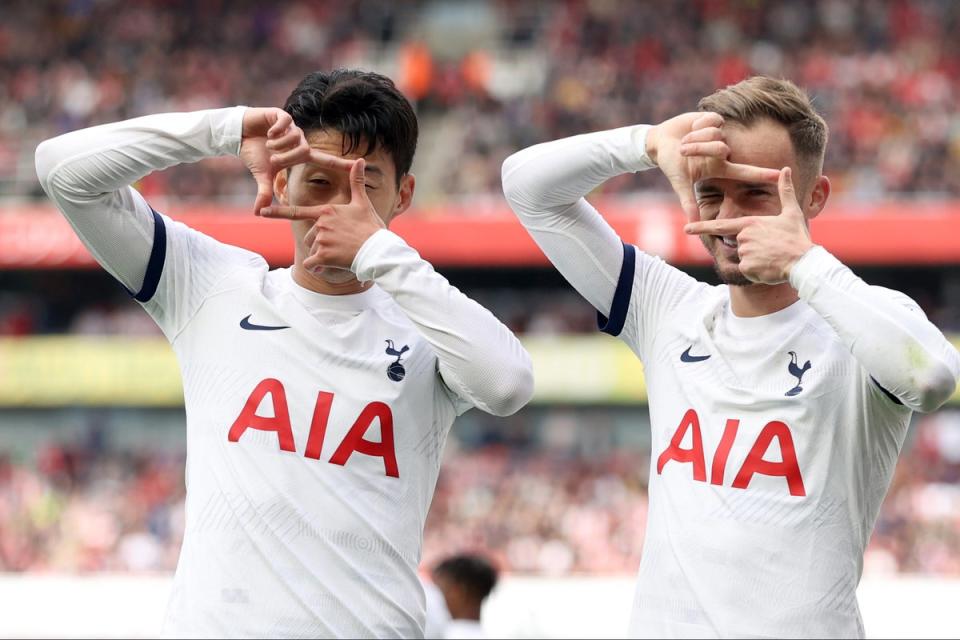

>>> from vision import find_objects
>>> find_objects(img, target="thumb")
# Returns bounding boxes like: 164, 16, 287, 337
669, 175, 699, 220
252, 172, 274, 216
778, 166, 802, 217
350, 158, 368, 202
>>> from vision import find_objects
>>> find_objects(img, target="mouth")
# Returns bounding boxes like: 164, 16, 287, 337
716, 235, 738, 249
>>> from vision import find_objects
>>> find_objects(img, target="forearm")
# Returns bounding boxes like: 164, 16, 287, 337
354, 230, 534, 416
790, 246, 960, 412
501, 125, 654, 217
34, 107, 245, 290
501, 126, 655, 316
36, 108, 245, 201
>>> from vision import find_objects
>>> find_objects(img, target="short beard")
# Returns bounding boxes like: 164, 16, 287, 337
703, 236, 754, 286
713, 262, 754, 286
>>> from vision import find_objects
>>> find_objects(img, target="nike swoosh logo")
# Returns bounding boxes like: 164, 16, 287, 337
680, 346, 711, 363
239, 315, 290, 331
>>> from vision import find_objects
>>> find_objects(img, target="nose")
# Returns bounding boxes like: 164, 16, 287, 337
331, 185, 352, 205
716, 196, 741, 221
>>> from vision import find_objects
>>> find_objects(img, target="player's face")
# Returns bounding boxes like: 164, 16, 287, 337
694, 119, 811, 286
278, 129, 414, 284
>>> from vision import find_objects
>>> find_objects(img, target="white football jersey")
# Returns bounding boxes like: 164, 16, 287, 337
35, 107, 533, 639
608, 246, 910, 638
148, 216, 466, 637
502, 124, 960, 639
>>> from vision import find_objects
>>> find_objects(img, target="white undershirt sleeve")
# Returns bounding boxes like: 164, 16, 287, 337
790, 245, 960, 412
353, 230, 534, 417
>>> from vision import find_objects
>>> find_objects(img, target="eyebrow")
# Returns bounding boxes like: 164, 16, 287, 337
363, 165, 385, 178
305, 163, 386, 179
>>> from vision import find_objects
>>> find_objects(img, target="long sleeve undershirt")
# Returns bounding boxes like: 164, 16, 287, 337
36, 108, 533, 416
502, 125, 960, 413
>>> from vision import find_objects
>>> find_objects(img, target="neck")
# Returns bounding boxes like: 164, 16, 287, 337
291, 263, 371, 295
728, 281, 799, 317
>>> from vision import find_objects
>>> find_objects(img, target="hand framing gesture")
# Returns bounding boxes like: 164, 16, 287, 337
258, 158, 386, 270
684, 167, 814, 284
647, 112, 781, 220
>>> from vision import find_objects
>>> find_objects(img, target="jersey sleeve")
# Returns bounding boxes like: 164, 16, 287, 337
353, 229, 533, 418
790, 245, 960, 412
35, 107, 262, 339
140, 214, 265, 340
502, 125, 707, 362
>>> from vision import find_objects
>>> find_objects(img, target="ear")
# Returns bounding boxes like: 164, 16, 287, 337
386, 173, 416, 225
803, 174, 830, 221
273, 169, 290, 205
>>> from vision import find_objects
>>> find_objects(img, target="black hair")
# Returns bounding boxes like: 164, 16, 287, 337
432, 553, 498, 603
283, 69, 418, 184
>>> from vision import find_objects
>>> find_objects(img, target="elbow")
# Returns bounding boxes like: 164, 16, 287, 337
34, 137, 59, 190
483, 351, 535, 417
500, 150, 533, 212
911, 362, 959, 413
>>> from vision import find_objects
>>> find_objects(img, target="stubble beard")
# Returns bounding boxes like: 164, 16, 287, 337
703, 236, 754, 287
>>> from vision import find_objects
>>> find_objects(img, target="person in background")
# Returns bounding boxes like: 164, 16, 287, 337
431, 553, 499, 639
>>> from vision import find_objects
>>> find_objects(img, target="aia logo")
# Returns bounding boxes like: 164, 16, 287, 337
657, 408, 806, 496
385, 339, 409, 381
228, 379, 399, 478
786, 351, 812, 396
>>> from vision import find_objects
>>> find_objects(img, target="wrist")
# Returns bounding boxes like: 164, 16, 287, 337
645, 125, 660, 166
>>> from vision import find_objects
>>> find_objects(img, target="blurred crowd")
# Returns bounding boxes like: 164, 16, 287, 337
2, 409, 959, 575
4, 0, 960, 205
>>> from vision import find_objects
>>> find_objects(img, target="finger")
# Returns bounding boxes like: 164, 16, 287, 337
267, 111, 292, 137
259, 204, 328, 220
252, 174, 274, 216
270, 146, 311, 170
692, 112, 723, 131
307, 149, 356, 172
681, 127, 724, 144
669, 177, 699, 220
265, 129, 304, 152
776, 166, 805, 217
680, 141, 730, 158
720, 162, 781, 184
350, 157, 368, 202
305, 224, 319, 247
684, 217, 754, 236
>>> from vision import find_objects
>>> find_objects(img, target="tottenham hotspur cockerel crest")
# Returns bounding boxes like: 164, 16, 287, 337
385, 340, 410, 381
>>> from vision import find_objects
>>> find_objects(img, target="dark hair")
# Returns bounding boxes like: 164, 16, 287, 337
698, 76, 828, 180
284, 69, 418, 183
432, 553, 498, 603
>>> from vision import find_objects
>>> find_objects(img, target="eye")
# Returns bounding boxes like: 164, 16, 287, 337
365, 184, 378, 191
309, 178, 330, 186
748, 189, 770, 197
697, 194, 721, 205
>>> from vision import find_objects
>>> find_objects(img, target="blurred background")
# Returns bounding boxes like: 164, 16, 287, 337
1, 0, 960, 637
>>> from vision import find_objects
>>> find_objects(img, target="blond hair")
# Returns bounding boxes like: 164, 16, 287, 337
698, 76, 828, 179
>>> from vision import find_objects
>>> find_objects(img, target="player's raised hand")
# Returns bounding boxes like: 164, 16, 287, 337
240, 107, 312, 216
258, 158, 386, 270
683, 167, 814, 284
647, 112, 781, 220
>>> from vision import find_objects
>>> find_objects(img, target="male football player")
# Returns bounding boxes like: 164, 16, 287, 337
37, 69, 533, 638
502, 75, 960, 638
